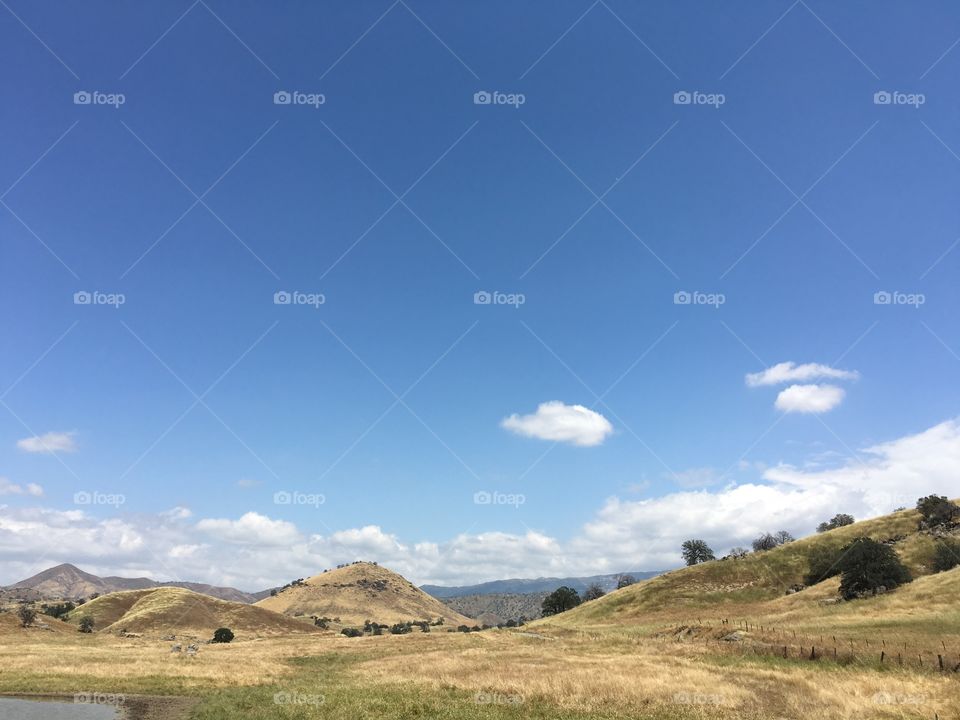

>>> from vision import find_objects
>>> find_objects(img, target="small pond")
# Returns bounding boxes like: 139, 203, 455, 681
0, 696, 120, 719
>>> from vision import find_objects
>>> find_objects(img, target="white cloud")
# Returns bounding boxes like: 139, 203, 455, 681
0, 478, 43, 496
0, 420, 957, 590
17, 431, 77, 454
160, 506, 192, 520
196, 511, 301, 546
746, 362, 859, 387
501, 401, 613, 447
775, 384, 845, 413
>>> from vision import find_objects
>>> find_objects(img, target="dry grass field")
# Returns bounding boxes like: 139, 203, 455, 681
1, 610, 958, 719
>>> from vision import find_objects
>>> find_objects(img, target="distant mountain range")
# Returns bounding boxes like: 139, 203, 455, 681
421, 570, 664, 598
4, 563, 274, 604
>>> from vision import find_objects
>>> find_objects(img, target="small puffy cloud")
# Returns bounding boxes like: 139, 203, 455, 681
775, 384, 845, 414
160, 506, 192, 520
17, 431, 77, 454
501, 401, 613, 447
196, 511, 300, 546
746, 362, 858, 388
0, 478, 43, 496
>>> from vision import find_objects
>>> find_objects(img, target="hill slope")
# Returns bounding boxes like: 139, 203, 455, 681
256, 562, 472, 626
68, 587, 318, 638
546, 506, 945, 627
441, 592, 547, 623
422, 570, 661, 598
7, 563, 266, 603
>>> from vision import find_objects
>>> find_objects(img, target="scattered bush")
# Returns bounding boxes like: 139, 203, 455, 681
582, 583, 606, 601
817, 514, 855, 532
916, 495, 960, 529
615, 574, 636, 589
41, 601, 75, 619
774, 530, 795, 545
78, 616, 95, 634
389, 623, 411, 635
212, 627, 234, 643
17, 604, 37, 628
932, 538, 960, 573
728, 547, 749, 559
681, 539, 715, 566
541, 586, 581, 616
340, 628, 362, 638
752, 533, 778, 552
836, 537, 912, 600
752, 531, 794, 552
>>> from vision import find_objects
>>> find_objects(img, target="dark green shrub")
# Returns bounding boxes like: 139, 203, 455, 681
932, 539, 960, 573
78, 616, 95, 633
681, 539, 715, 565
541, 586, 581, 616
212, 627, 234, 643
837, 538, 911, 599
817, 514, 855, 532
916, 495, 960, 528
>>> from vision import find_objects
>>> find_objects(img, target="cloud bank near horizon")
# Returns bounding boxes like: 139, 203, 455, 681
1, 418, 958, 591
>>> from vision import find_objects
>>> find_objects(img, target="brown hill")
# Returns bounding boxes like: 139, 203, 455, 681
255, 562, 472, 626
68, 587, 319, 638
7, 563, 265, 603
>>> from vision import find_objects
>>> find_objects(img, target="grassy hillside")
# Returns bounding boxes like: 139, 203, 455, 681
66, 587, 319, 638
256, 562, 472, 626
547, 506, 945, 627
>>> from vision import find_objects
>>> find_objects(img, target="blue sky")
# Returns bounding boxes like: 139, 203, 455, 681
1, 0, 959, 588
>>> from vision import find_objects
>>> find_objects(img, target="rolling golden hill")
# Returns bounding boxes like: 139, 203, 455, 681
255, 562, 472, 626
543, 505, 953, 628
66, 586, 319, 638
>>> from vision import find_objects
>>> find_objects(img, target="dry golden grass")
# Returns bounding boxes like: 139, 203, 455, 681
2, 616, 957, 719
342, 628, 960, 719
